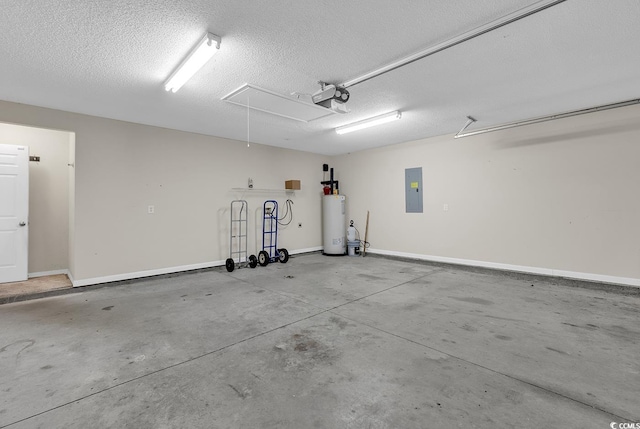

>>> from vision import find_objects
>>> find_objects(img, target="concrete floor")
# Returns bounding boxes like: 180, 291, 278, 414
1, 253, 639, 428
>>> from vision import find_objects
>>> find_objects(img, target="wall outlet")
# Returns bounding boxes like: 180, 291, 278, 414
148, 205, 155, 214
443, 204, 449, 211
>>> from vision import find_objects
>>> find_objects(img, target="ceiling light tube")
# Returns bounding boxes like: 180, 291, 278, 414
164, 32, 221, 93
335, 111, 402, 135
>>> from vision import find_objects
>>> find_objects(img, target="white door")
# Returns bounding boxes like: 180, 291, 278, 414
0, 144, 29, 283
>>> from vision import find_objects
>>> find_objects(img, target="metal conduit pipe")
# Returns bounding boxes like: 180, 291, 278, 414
340, 0, 567, 89
454, 98, 640, 139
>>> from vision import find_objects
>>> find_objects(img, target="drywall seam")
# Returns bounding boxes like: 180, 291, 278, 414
71, 247, 324, 287
29, 269, 70, 278
368, 249, 640, 287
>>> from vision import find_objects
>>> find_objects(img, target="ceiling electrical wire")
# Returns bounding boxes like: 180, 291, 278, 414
277, 199, 294, 226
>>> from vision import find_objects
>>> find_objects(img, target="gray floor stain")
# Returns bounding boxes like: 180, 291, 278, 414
495, 335, 512, 341
483, 315, 526, 323
562, 322, 598, 331
227, 384, 250, 399
450, 297, 494, 305
293, 336, 319, 352
358, 274, 385, 281
0, 339, 35, 358
462, 324, 478, 332
546, 347, 569, 355
605, 325, 640, 341
272, 332, 340, 373
328, 316, 348, 330
403, 303, 422, 311
101, 306, 114, 311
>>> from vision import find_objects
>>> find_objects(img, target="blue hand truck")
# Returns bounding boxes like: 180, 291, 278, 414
257, 200, 289, 266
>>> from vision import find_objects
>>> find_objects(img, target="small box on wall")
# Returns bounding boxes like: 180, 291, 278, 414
285, 180, 301, 190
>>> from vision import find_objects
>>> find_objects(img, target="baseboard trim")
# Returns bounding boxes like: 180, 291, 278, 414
290, 246, 323, 255
71, 260, 226, 287
70, 246, 324, 287
29, 269, 69, 278
368, 249, 640, 288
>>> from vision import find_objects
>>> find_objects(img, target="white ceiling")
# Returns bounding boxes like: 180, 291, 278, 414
1, 1, 639, 155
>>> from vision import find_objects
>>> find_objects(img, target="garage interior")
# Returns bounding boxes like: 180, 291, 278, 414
1, 1, 639, 428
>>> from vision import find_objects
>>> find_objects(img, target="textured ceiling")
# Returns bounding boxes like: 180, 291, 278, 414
1, 1, 639, 155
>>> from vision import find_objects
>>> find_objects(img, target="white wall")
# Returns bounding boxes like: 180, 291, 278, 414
3, 99, 638, 287
0, 101, 328, 285
333, 104, 640, 285
0, 123, 71, 275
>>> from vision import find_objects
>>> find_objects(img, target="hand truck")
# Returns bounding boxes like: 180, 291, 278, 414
258, 200, 289, 266
225, 200, 258, 272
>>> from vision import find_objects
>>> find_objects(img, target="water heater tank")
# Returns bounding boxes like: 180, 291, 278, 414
322, 195, 346, 255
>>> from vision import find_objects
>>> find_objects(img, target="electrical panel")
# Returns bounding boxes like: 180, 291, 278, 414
405, 167, 423, 213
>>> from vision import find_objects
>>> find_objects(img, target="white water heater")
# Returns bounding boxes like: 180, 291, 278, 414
322, 195, 346, 255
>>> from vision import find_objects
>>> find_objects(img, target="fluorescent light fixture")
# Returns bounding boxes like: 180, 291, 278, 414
335, 111, 402, 135
164, 32, 221, 93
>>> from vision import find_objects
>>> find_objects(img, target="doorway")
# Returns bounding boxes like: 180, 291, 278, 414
0, 122, 75, 284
